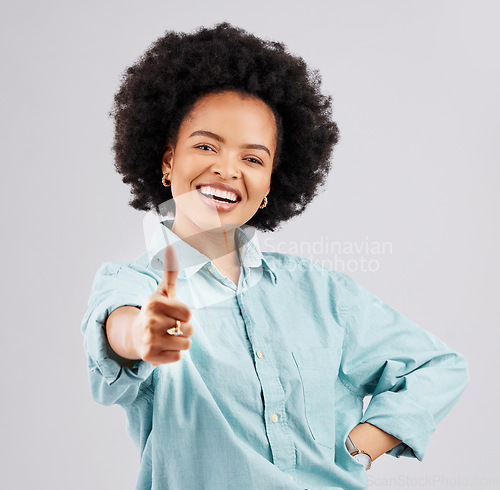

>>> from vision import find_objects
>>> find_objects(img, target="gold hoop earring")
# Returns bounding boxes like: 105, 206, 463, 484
162, 174, 171, 187
259, 196, 268, 209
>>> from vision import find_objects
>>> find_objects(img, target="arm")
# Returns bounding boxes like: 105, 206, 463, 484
334, 271, 469, 461
81, 261, 157, 406
348, 422, 401, 461
81, 247, 192, 406
106, 306, 142, 362
104, 306, 141, 367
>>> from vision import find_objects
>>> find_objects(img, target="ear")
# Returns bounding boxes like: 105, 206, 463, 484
161, 144, 174, 175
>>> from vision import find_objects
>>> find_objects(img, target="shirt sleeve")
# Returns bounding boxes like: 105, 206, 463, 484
333, 270, 469, 461
81, 261, 158, 407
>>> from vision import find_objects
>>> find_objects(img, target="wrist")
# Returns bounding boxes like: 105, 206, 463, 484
348, 422, 401, 461
346, 435, 373, 470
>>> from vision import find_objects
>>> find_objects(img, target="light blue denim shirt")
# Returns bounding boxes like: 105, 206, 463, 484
82, 221, 468, 490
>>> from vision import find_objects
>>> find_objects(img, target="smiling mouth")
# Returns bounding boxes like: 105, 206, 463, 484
197, 185, 241, 203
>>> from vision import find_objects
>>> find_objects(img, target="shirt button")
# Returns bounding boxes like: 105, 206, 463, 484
271, 413, 278, 423
288, 475, 294, 480
256, 350, 263, 359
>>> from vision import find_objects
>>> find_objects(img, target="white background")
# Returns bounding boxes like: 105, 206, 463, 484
1, 0, 498, 488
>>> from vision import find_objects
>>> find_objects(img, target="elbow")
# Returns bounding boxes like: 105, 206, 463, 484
89, 370, 121, 406
434, 348, 469, 395
88, 366, 143, 407
436, 350, 469, 421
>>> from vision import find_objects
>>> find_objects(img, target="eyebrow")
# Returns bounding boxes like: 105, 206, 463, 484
188, 130, 271, 157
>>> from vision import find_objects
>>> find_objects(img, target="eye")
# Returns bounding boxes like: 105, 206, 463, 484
195, 144, 214, 152
245, 156, 263, 165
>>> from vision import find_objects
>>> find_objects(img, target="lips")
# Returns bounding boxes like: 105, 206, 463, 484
196, 182, 242, 202
195, 182, 242, 212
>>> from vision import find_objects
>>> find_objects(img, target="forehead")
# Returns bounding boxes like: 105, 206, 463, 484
179, 91, 277, 140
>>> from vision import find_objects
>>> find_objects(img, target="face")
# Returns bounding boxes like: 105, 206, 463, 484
162, 91, 277, 235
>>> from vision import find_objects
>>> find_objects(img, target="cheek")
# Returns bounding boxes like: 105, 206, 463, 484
244, 168, 271, 193
172, 155, 198, 181
246, 186, 268, 205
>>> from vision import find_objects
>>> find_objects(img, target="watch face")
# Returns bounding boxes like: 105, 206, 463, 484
353, 452, 372, 470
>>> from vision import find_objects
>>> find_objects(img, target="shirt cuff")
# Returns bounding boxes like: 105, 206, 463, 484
85, 317, 155, 385
360, 390, 436, 460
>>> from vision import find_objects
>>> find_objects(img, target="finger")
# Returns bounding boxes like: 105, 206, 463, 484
159, 335, 192, 351
162, 320, 193, 339
147, 295, 191, 323
148, 350, 182, 366
157, 245, 179, 298
162, 318, 191, 340
164, 321, 193, 338
142, 325, 192, 362
176, 321, 193, 338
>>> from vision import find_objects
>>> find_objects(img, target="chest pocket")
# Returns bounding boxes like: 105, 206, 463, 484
292, 345, 341, 449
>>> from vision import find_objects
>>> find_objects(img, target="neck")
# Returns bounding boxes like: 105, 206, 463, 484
171, 215, 240, 269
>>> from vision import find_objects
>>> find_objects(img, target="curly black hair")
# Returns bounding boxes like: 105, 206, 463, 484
111, 22, 339, 231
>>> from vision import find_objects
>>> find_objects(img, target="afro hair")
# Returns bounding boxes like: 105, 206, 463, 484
111, 22, 339, 231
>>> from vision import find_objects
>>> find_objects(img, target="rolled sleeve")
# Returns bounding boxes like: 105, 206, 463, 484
81, 261, 158, 406
334, 271, 469, 460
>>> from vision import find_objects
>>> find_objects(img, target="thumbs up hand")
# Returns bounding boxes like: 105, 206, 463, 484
128, 245, 193, 366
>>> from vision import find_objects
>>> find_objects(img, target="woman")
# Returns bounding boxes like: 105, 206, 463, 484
82, 23, 468, 489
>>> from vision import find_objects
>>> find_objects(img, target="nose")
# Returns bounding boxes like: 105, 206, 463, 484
211, 153, 240, 180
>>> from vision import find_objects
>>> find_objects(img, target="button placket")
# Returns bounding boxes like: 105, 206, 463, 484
236, 286, 296, 472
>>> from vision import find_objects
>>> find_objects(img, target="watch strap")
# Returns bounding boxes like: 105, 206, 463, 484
345, 435, 373, 470
345, 435, 357, 454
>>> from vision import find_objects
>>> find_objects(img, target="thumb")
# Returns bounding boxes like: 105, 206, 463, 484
158, 245, 179, 298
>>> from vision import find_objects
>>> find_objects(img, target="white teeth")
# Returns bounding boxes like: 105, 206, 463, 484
199, 185, 238, 202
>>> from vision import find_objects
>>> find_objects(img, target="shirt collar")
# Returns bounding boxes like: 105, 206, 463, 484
147, 220, 277, 284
